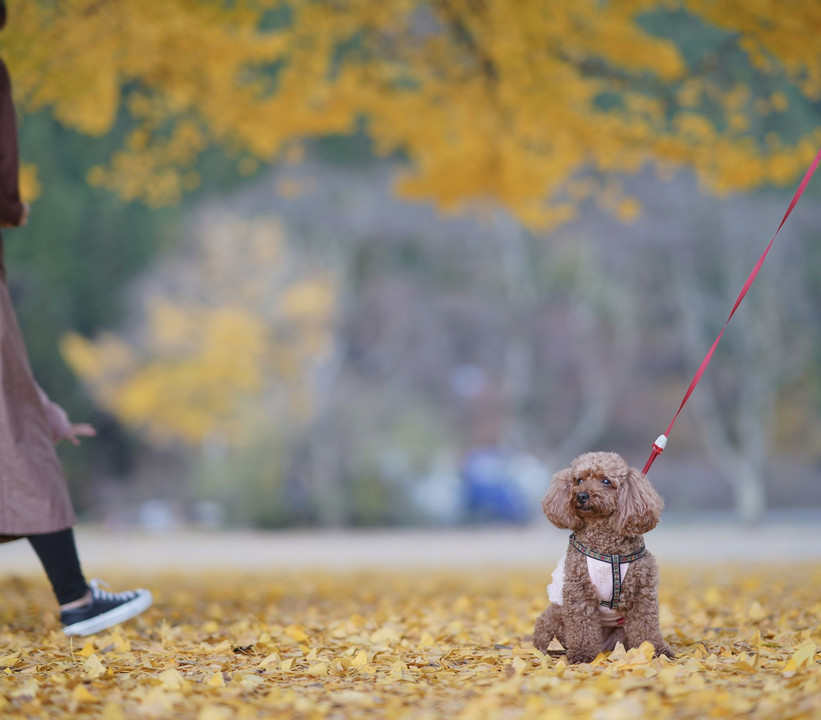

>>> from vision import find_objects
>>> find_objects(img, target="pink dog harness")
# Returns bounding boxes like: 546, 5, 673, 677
547, 535, 647, 628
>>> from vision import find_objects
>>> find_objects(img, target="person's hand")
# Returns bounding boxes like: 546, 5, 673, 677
62, 422, 97, 446
43, 399, 97, 445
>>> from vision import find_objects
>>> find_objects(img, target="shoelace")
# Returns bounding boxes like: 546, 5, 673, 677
89, 579, 137, 603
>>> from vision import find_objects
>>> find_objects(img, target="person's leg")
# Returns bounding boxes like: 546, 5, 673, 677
27, 528, 152, 636
27, 527, 89, 606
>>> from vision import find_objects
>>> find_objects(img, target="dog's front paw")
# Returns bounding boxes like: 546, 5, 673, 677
533, 634, 551, 654
566, 648, 598, 665
655, 644, 675, 659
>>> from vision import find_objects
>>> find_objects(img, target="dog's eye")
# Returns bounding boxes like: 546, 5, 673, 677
574, 477, 583, 485
602, 477, 612, 486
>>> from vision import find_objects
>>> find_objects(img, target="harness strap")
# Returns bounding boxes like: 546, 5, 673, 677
569, 533, 646, 609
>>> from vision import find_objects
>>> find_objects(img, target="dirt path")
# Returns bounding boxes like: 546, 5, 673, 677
4, 519, 820, 575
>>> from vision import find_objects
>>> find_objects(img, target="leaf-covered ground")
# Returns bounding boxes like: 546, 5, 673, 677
1, 564, 819, 719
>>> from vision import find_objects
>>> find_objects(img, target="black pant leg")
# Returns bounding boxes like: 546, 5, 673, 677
27, 528, 89, 605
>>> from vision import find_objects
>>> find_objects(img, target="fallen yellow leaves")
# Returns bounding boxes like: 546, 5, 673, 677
1, 563, 820, 719
82, 653, 106, 680
784, 639, 817, 675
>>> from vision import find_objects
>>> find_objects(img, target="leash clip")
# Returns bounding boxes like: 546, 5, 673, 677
642, 434, 668, 474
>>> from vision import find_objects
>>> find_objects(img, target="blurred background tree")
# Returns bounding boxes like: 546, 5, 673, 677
2, 0, 820, 525
7, 1, 820, 216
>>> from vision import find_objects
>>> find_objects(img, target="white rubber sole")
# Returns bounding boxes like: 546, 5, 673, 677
63, 589, 153, 637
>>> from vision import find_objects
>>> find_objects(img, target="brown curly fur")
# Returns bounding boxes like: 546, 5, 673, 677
532, 451, 674, 664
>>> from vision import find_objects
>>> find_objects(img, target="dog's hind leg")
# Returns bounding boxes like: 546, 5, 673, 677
620, 557, 675, 659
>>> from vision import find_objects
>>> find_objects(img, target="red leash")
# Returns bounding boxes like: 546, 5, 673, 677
643, 148, 821, 475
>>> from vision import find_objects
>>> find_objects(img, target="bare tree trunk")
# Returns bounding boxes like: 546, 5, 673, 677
494, 210, 640, 467
494, 210, 536, 452
301, 230, 351, 526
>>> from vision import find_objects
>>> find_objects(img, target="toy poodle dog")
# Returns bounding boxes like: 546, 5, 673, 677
532, 451, 674, 664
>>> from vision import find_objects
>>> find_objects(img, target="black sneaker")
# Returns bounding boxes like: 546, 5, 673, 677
62, 579, 153, 637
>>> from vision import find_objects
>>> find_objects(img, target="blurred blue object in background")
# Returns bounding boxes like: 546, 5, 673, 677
461, 448, 530, 523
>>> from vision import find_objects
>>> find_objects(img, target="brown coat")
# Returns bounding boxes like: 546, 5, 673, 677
0, 56, 76, 536
0, 58, 24, 231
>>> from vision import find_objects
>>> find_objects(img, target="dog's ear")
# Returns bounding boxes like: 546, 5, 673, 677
616, 467, 664, 535
541, 467, 583, 530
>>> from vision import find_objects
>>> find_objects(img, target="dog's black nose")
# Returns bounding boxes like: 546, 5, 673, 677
576, 492, 589, 505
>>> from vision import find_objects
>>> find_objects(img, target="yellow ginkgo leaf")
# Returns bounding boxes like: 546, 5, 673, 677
72, 684, 99, 704
79, 639, 96, 658
0, 653, 20, 668
284, 625, 309, 643
418, 632, 436, 650
783, 640, 817, 674
732, 653, 760, 673
258, 652, 281, 668
307, 662, 329, 677
159, 668, 187, 690
370, 627, 400, 645
205, 671, 226, 687
388, 660, 414, 682
83, 654, 106, 680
